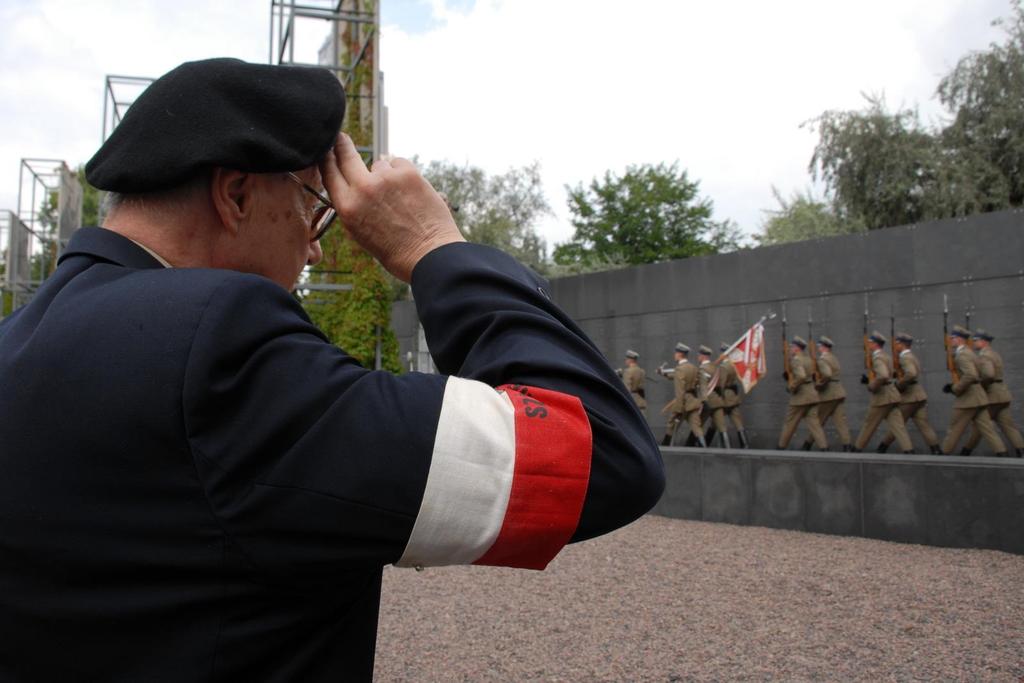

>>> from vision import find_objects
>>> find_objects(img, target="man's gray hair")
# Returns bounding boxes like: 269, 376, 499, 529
99, 170, 213, 220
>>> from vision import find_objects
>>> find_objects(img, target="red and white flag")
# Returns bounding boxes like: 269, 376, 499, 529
707, 319, 768, 395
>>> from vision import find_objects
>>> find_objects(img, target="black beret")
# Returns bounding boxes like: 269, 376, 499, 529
86, 58, 346, 193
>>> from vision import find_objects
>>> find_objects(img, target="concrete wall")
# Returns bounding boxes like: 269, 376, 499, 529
652, 447, 1024, 554
548, 210, 1024, 452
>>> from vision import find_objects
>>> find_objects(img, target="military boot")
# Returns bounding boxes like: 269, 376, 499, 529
660, 434, 672, 447
929, 445, 942, 455
959, 447, 972, 456
876, 442, 889, 454
1015, 448, 1024, 458
704, 428, 718, 447
800, 441, 812, 451
841, 444, 852, 452
696, 436, 708, 449
737, 430, 750, 449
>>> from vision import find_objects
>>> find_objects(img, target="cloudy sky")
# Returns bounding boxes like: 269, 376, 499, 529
0, 0, 1009, 248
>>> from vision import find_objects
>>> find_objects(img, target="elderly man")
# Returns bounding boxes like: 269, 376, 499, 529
0, 59, 663, 682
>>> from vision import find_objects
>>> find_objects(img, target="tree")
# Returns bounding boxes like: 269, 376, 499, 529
807, 96, 949, 230
937, 4, 1024, 209
420, 160, 550, 272
801, 6, 1024, 234
302, 227, 401, 373
552, 162, 740, 271
757, 188, 864, 246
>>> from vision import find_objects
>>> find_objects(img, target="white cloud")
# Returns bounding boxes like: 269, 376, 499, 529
0, 0, 1009, 249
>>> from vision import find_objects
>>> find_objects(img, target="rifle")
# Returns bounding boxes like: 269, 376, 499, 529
781, 303, 792, 382
891, 303, 904, 381
943, 294, 960, 383
807, 306, 822, 384
863, 294, 875, 382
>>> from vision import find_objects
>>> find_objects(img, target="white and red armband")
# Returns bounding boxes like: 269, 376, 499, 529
396, 377, 592, 570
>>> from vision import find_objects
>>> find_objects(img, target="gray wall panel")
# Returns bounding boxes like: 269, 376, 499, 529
549, 209, 1024, 452
655, 448, 1024, 554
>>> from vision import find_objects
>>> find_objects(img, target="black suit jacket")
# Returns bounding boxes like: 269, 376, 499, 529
0, 227, 663, 681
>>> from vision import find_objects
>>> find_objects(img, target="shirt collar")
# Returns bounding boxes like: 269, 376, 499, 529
127, 238, 172, 268
58, 227, 166, 270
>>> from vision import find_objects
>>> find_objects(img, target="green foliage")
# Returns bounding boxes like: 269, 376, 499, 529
78, 166, 100, 226
302, 226, 401, 373
420, 160, 550, 272
937, 3, 1024, 208
757, 188, 865, 245
803, 6, 1024, 233
552, 162, 740, 271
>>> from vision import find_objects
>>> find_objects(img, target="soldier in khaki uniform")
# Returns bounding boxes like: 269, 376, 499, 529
939, 326, 1007, 456
803, 335, 852, 452
718, 342, 749, 448
618, 350, 647, 413
698, 345, 730, 448
777, 336, 829, 450
852, 331, 913, 453
877, 332, 942, 455
659, 343, 706, 447
963, 330, 1022, 457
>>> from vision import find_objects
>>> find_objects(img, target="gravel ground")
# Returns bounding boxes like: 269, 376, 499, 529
374, 516, 1024, 682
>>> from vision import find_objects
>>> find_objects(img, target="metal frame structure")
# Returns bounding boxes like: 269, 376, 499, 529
269, 0, 387, 161
101, 75, 155, 144
2, 159, 83, 311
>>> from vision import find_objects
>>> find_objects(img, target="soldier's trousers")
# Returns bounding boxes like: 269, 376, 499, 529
702, 405, 728, 435
778, 404, 828, 450
667, 408, 703, 446
816, 398, 851, 445
723, 405, 744, 430
881, 400, 939, 448
963, 402, 1022, 450
855, 403, 911, 451
941, 406, 1006, 454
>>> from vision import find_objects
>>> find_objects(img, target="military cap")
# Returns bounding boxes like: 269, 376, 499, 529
950, 325, 971, 339
625, 349, 640, 360
868, 331, 887, 345
674, 342, 690, 354
698, 345, 713, 356
817, 335, 834, 348
895, 332, 914, 344
86, 58, 346, 193
972, 329, 994, 342
719, 342, 730, 352
790, 335, 807, 349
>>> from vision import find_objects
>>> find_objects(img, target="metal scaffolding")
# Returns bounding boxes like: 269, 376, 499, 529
1, 159, 83, 312
269, 0, 388, 161
101, 75, 155, 144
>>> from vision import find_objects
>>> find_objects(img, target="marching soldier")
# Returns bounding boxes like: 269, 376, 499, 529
718, 342, 750, 448
963, 330, 1022, 457
777, 336, 829, 451
659, 343, 705, 447
852, 331, 913, 453
619, 350, 647, 412
803, 336, 852, 452
877, 332, 942, 455
698, 345, 730, 448
940, 326, 1008, 456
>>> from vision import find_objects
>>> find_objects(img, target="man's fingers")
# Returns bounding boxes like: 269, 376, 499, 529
319, 145, 349, 194
371, 156, 393, 173
336, 133, 370, 185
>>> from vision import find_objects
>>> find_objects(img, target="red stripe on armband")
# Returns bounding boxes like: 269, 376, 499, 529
473, 384, 592, 570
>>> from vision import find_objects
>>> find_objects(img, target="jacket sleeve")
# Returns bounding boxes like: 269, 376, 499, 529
868, 356, 889, 392
181, 243, 663, 583
952, 353, 978, 395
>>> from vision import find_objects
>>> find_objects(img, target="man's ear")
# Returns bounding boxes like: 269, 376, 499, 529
210, 168, 253, 235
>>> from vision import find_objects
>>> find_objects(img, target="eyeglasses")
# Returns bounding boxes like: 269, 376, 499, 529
287, 172, 338, 242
